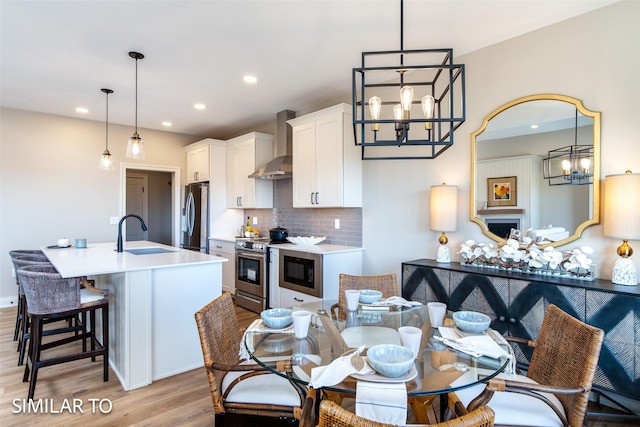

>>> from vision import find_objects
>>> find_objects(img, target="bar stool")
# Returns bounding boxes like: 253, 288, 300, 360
9, 250, 46, 342
17, 264, 109, 400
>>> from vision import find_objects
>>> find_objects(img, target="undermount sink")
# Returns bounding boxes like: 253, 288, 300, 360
124, 247, 176, 255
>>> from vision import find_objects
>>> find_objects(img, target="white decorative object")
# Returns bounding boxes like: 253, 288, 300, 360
611, 258, 637, 286
286, 236, 326, 245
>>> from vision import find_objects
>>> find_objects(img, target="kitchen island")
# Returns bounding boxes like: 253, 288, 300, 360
42, 241, 227, 390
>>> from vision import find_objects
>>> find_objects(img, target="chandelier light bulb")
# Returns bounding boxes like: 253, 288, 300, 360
562, 159, 571, 175
369, 96, 381, 131
393, 104, 403, 121
399, 85, 413, 118
581, 157, 591, 173
421, 95, 435, 130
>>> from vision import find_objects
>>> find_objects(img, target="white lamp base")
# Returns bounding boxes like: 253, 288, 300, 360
436, 245, 451, 263
612, 257, 637, 286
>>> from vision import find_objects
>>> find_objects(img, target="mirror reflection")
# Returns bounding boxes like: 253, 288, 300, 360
470, 94, 600, 247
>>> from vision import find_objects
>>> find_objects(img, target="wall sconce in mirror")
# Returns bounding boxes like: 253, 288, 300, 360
430, 183, 457, 263
542, 109, 593, 185
352, 0, 465, 160
604, 170, 640, 286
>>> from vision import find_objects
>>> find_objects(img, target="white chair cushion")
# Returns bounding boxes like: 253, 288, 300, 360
453, 373, 566, 427
222, 363, 302, 407
80, 288, 106, 304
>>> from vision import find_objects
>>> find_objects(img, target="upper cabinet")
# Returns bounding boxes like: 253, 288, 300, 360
185, 138, 226, 184
288, 104, 362, 208
226, 132, 274, 209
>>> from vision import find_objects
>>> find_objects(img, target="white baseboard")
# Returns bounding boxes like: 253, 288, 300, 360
0, 296, 19, 309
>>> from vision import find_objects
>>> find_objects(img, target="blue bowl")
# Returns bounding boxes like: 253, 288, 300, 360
359, 289, 383, 304
453, 311, 491, 334
261, 308, 293, 329
366, 344, 414, 378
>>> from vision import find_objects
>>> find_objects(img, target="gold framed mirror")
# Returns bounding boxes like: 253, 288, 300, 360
470, 94, 600, 247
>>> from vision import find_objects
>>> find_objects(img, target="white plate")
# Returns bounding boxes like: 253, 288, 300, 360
351, 364, 418, 383
341, 326, 401, 349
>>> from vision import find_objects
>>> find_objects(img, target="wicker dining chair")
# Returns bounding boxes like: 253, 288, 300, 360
316, 398, 495, 427
17, 264, 109, 400
449, 304, 604, 427
194, 292, 308, 427
331, 273, 399, 321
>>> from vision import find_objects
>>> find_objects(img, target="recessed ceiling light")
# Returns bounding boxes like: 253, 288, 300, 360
194, 103, 206, 110
243, 75, 258, 84
76, 107, 89, 114
531, 124, 539, 129
162, 121, 172, 127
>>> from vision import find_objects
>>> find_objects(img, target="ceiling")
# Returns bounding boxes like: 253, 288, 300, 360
0, 0, 618, 140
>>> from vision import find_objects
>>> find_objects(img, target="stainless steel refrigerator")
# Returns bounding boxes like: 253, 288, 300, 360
181, 182, 209, 252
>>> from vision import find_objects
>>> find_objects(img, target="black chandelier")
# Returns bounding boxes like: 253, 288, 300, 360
542, 109, 594, 186
352, 0, 466, 160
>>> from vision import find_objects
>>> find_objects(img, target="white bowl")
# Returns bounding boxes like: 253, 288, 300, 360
359, 289, 383, 304
286, 236, 326, 245
261, 308, 293, 329
453, 311, 491, 334
366, 344, 414, 378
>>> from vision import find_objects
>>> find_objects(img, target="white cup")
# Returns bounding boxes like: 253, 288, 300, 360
345, 290, 361, 311
57, 238, 69, 248
428, 302, 447, 327
292, 311, 311, 339
398, 326, 423, 359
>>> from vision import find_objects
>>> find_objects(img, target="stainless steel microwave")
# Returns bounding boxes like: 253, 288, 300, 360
279, 249, 323, 298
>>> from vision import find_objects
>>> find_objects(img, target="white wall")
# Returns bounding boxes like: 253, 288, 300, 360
362, 1, 640, 282
0, 109, 200, 306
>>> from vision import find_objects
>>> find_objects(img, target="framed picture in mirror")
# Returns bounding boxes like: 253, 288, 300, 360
487, 176, 517, 207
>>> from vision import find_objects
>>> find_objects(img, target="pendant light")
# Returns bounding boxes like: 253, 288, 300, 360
99, 88, 114, 170
126, 51, 145, 159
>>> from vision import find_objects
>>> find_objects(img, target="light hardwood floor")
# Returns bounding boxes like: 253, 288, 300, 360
0, 304, 635, 426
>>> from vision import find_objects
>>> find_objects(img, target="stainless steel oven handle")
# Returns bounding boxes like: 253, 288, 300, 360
237, 292, 262, 304
236, 251, 266, 261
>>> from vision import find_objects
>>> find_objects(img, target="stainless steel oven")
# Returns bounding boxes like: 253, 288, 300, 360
235, 238, 269, 313
279, 249, 323, 298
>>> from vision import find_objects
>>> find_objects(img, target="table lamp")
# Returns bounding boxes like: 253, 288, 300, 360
603, 170, 640, 286
430, 183, 458, 263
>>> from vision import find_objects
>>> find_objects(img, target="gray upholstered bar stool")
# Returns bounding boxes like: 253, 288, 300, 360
11, 253, 53, 365
17, 264, 109, 400
9, 250, 47, 342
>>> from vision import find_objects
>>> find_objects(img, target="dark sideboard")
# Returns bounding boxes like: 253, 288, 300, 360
401, 259, 640, 402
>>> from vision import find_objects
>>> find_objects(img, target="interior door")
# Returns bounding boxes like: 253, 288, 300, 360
126, 173, 149, 241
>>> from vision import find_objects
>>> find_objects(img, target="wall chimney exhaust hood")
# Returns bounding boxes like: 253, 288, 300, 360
249, 110, 296, 179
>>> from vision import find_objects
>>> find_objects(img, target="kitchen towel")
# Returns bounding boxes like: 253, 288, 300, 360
309, 347, 373, 388
356, 380, 407, 425
239, 319, 295, 361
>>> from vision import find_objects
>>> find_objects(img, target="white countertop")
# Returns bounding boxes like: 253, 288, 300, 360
42, 240, 227, 278
209, 235, 238, 243
270, 243, 363, 254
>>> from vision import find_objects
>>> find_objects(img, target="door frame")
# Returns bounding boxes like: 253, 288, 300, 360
120, 163, 182, 247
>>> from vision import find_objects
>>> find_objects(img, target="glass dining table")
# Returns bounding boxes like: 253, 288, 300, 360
243, 300, 511, 422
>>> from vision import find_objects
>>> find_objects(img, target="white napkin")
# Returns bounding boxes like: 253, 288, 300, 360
239, 319, 295, 361
370, 296, 423, 308
356, 380, 407, 424
309, 346, 374, 388
437, 326, 511, 359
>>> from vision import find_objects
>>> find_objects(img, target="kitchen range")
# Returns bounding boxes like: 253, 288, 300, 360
234, 227, 289, 313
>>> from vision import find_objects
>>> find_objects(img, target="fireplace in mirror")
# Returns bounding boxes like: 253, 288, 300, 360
485, 218, 520, 239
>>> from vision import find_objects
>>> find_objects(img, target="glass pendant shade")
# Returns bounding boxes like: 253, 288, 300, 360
126, 133, 145, 159
100, 149, 113, 170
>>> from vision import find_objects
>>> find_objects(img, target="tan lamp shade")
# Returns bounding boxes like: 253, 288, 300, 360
603, 172, 640, 240
430, 184, 458, 232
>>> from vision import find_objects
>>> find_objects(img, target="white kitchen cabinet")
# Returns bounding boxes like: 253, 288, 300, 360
185, 142, 210, 184
226, 132, 274, 209
288, 103, 362, 208
209, 239, 235, 294
280, 287, 322, 308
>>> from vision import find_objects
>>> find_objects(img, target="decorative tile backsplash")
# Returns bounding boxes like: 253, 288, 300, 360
245, 179, 362, 247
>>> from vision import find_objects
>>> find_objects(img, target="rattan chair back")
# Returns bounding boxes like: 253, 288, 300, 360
12, 255, 52, 293
527, 304, 604, 427
17, 264, 83, 315
334, 274, 398, 320
318, 399, 495, 427
194, 292, 250, 413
